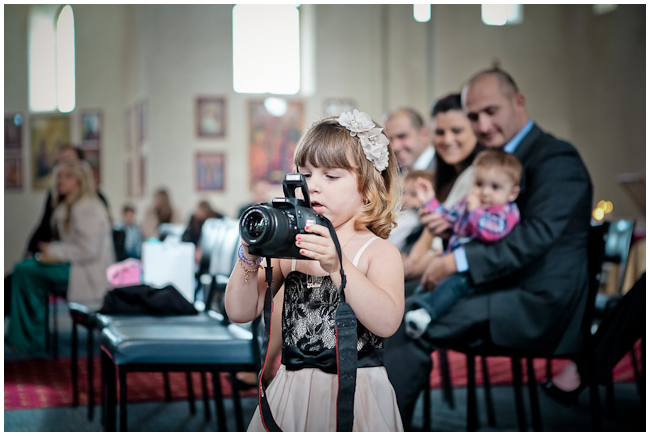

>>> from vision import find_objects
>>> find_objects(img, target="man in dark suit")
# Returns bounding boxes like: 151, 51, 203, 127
384, 68, 593, 428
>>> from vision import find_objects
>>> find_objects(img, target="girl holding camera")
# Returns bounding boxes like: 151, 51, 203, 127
226, 110, 405, 431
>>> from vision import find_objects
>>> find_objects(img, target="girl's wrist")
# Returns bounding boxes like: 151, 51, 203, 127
238, 244, 264, 265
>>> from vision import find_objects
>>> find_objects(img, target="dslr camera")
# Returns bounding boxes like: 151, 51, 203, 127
240, 173, 329, 259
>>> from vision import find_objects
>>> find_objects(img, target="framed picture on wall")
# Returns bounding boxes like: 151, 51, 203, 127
196, 97, 226, 138
196, 152, 225, 191
5, 113, 23, 151
29, 114, 71, 190
5, 156, 22, 190
137, 99, 147, 145
81, 110, 102, 150
248, 99, 304, 186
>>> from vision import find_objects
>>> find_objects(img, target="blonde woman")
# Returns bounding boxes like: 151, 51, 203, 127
6, 160, 114, 357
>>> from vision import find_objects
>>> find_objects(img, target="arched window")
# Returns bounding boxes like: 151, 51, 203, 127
29, 4, 76, 112
232, 4, 300, 95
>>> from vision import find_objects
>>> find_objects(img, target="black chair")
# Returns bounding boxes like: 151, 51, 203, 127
422, 222, 608, 431
100, 315, 261, 431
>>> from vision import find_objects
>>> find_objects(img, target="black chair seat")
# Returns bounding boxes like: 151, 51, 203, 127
101, 320, 256, 366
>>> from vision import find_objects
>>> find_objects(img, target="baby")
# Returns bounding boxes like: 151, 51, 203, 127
405, 149, 522, 338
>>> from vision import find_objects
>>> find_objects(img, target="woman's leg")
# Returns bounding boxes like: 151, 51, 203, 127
5, 258, 69, 356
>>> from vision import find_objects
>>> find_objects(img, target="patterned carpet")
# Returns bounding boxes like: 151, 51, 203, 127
5, 344, 640, 411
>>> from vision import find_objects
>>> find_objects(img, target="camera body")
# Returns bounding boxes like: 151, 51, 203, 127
240, 173, 329, 259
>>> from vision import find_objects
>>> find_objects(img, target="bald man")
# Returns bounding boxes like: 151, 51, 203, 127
384, 107, 435, 173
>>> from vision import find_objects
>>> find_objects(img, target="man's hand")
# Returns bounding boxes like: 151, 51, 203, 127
421, 252, 457, 291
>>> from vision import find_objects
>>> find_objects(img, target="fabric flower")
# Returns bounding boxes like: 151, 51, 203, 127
338, 110, 390, 172
338, 109, 375, 136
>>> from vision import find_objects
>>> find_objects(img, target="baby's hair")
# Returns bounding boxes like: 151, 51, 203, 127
404, 169, 434, 185
294, 116, 401, 239
473, 149, 522, 185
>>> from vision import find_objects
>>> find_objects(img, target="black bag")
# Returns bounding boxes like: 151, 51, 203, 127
99, 284, 198, 315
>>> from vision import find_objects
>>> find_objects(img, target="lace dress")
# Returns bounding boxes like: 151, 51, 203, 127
247, 266, 403, 431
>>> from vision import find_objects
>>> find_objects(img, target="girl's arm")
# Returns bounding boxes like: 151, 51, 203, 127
224, 242, 285, 323
335, 238, 404, 337
297, 225, 404, 338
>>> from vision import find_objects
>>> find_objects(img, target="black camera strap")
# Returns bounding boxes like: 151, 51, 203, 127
258, 220, 357, 432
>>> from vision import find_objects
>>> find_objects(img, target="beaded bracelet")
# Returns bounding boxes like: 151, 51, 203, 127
238, 244, 264, 265
239, 259, 261, 284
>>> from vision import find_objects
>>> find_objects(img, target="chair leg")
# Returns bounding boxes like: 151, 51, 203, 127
163, 372, 172, 402
52, 299, 59, 359
439, 348, 455, 409
71, 320, 79, 407
230, 372, 245, 431
423, 381, 431, 431
88, 327, 95, 421
186, 372, 196, 415
466, 353, 478, 432
212, 372, 227, 431
481, 356, 496, 428
119, 368, 128, 432
526, 358, 542, 432
605, 374, 615, 417
545, 358, 553, 381
201, 372, 211, 422
102, 349, 116, 431
45, 296, 51, 355
510, 357, 527, 432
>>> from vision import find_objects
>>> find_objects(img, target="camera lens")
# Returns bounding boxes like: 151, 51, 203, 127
245, 210, 266, 238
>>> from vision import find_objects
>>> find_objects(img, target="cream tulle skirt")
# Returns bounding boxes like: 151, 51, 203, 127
247, 364, 403, 432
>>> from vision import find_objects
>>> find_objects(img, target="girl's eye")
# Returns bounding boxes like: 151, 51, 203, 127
301, 173, 311, 179
326, 174, 339, 180
492, 184, 500, 190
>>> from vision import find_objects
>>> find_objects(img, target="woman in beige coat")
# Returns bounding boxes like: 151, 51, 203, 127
6, 160, 114, 357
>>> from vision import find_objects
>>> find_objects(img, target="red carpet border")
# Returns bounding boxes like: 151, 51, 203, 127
5, 342, 641, 410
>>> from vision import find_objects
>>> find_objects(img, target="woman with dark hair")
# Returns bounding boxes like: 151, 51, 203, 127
403, 93, 484, 280
141, 188, 183, 240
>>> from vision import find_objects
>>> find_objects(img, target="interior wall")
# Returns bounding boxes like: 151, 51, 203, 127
4, 4, 646, 274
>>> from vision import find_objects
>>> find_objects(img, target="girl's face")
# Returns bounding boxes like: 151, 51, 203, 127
432, 110, 477, 169
298, 159, 364, 230
56, 166, 79, 196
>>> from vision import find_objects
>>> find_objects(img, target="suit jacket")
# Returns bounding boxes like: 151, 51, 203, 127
47, 196, 115, 303
462, 124, 593, 355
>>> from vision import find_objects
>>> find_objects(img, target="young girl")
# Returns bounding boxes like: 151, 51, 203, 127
225, 110, 405, 431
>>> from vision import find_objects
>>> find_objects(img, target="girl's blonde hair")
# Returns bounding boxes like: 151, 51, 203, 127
293, 116, 401, 239
50, 160, 98, 231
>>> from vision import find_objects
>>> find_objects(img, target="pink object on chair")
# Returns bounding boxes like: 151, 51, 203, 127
106, 258, 143, 289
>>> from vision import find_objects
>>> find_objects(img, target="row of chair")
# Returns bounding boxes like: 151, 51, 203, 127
68, 216, 262, 431
422, 219, 640, 431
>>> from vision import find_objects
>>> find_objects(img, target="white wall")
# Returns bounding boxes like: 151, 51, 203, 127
4, 4, 645, 274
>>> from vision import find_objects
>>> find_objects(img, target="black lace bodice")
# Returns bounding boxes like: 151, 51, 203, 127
282, 271, 383, 356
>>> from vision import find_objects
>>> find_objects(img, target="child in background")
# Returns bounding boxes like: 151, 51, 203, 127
405, 149, 522, 338
114, 204, 143, 259
225, 110, 405, 431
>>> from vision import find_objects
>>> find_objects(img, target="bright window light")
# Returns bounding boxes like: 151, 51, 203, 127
29, 5, 76, 113
29, 9, 57, 112
413, 4, 431, 23
56, 5, 76, 113
481, 4, 523, 26
233, 5, 300, 94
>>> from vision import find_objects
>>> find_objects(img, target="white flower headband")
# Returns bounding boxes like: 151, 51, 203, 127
337, 109, 390, 172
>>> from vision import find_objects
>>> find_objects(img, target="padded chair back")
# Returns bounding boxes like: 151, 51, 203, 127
582, 222, 609, 339
158, 223, 185, 241
602, 219, 635, 294
208, 217, 240, 277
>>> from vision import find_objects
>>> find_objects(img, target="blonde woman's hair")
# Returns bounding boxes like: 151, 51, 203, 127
50, 160, 98, 231
293, 116, 402, 239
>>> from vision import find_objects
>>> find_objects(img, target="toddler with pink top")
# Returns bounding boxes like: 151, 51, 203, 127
406, 149, 522, 338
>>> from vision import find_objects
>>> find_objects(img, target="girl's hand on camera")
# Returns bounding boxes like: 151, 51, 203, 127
296, 224, 340, 274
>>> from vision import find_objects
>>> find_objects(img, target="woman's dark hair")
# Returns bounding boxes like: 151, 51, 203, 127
430, 93, 483, 203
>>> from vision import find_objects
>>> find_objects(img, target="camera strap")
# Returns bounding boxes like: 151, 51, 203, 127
258, 220, 357, 432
